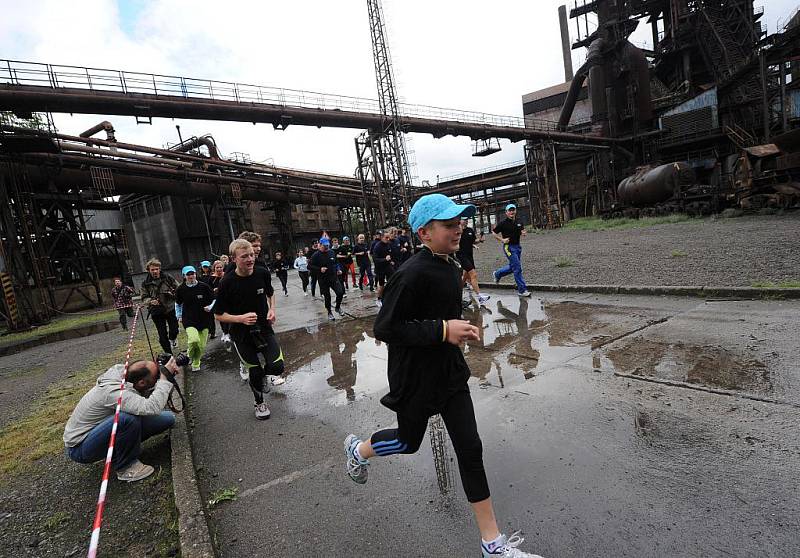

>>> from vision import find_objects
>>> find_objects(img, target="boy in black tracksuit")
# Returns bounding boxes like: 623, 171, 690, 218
343, 194, 542, 558
353, 233, 374, 291
307, 238, 344, 320
270, 251, 290, 296
215, 239, 285, 420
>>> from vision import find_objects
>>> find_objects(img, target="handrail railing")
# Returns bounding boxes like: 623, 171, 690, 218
0, 58, 559, 133
436, 160, 525, 184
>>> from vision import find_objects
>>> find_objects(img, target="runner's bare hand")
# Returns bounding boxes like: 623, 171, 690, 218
240, 312, 258, 325
445, 319, 480, 345
267, 308, 276, 325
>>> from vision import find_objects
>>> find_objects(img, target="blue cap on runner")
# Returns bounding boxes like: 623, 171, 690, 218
200, 260, 211, 267
408, 193, 475, 233
182, 265, 197, 276
505, 203, 517, 211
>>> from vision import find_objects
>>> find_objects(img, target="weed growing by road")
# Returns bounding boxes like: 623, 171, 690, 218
670, 250, 688, 258
554, 256, 575, 268
208, 486, 239, 507
44, 511, 70, 530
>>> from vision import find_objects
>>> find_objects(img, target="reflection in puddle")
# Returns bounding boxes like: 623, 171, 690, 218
463, 298, 608, 387
277, 323, 389, 406
205, 295, 675, 405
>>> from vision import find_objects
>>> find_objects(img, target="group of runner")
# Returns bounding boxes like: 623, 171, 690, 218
111, 200, 539, 556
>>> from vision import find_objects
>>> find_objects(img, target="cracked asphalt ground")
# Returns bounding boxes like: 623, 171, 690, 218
188, 289, 800, 557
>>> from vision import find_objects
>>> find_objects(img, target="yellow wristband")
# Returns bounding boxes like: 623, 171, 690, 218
442, 319, 447, 343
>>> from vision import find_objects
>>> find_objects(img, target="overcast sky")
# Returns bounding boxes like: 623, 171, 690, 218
1, 0, 797, 182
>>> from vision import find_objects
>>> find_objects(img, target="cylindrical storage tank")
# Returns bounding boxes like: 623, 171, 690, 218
617, 162, 694, 206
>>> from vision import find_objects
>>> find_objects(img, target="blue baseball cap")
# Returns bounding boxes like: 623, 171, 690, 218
182, 265, 197, 276
505, 203, 517, 211
320, 238, 331, 247
200, 260, 211, 267
409, 194, 475, 233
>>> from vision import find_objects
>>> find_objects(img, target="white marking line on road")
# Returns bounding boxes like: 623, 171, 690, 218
239, 457, 337, 499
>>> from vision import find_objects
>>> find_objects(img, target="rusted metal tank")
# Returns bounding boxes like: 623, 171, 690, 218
617, 162, 695, 206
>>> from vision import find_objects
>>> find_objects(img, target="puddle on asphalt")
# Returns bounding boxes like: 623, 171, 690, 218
605, 339, 771, 393
201, 296, 683, 404
461, 298, 631, 387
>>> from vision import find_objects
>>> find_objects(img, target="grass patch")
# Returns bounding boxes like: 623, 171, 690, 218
0, 327, 187, 479
562, 214, 692, 232
751, 280, 800, 288
670, 250, 688, 258
554, 256, 576, 268
0, 309, 119, 345
44, 511, 70, 530
208, 486, 239, 507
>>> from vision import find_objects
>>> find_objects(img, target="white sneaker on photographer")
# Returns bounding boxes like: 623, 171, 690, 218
239, 363, 249, 381
116, 460, 154, 482
271, 376, 286, 386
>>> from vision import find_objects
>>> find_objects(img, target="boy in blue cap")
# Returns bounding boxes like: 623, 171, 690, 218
175, 265, 215, 371
343, 194, 543, 558
492, 204, 530, 297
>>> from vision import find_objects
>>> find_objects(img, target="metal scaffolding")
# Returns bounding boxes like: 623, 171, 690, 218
358, 0, 415, 223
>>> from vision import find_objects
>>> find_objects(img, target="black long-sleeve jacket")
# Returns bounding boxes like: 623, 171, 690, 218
373, 247, 470, 416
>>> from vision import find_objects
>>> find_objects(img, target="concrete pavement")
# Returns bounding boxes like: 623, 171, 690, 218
187, 287, 800, 557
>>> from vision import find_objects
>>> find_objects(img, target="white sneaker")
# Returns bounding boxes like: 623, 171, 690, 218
518, 290, 532, 298
254, 402, 271, 420
239, 363, 249, 381
284, 292, 289, 297
191, 364, 201, 372
116, 460, 154, 482
271, 376, 286, 386
223, 334, 232, 352
481, 532, 543, 558
304, 292, 308, 296
477, 293, 491, 305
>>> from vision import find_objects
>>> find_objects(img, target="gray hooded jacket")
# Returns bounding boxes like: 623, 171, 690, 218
63, 364, 173, 448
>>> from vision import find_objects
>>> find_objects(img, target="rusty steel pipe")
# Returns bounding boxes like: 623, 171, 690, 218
79, 120, 116, 142
0, 85, 619, 145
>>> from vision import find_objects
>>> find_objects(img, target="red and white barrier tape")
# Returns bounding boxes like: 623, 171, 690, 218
87, 305, 141, 558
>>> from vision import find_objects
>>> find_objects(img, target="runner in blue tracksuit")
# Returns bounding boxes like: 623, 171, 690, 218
492, 203, 530, 297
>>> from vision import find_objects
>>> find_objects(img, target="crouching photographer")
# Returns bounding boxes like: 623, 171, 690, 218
62, 356, 182, 482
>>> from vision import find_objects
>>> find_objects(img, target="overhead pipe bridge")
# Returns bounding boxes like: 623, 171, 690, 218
0, 59, 617, 145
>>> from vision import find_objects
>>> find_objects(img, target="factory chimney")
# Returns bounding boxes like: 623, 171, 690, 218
558, 5, 574, 81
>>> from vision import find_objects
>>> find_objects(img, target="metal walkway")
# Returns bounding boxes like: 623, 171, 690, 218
0, 59, 614, 145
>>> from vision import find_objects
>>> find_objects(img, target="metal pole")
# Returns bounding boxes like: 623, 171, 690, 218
780, 59, 788, 132
552, 142, 563, 224
760, 49, 770, 141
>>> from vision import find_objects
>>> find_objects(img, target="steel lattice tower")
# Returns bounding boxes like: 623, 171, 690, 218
364, 0, 413, 220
